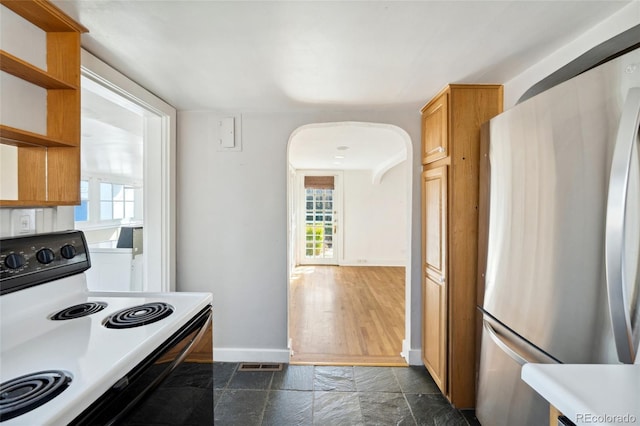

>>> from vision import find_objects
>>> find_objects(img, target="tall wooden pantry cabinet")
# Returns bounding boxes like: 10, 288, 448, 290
421, 84, 503, 408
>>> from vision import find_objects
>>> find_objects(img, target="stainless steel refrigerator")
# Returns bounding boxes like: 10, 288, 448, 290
476, 47, 640, 425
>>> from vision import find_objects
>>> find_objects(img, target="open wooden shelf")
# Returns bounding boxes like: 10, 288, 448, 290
0, 199, 79, 207
1, 0, 88, 33
1, 124, 76, 147
1, 50, 77, 89
0, 0, 87, 206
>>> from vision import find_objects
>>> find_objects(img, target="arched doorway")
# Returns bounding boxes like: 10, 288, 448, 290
286, 121, 413, 364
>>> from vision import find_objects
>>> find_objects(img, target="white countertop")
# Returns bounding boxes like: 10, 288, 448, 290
522, 363, 640, 426
89, 240, 132, 253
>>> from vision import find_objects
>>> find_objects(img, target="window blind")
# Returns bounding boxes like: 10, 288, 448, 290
304, 176, 334, 189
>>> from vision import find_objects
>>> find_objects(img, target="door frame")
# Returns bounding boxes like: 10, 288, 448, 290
80, 49, 177, 292
286, 121, 414, 363
296, 170, 343, 266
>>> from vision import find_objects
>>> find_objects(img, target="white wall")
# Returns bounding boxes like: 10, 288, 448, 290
504, 1, 640, 108
0, 208, 73, 238
0, 4, 46, 134
341, 165, 407, 266
0, 145, 18, 200
176, 109, 421, 362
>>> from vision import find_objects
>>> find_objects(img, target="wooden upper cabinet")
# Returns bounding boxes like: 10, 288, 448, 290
421, 92, 448, 164
0, 0, 88, 206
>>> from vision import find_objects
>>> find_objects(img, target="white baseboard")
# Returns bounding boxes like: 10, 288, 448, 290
214, 347, 290, 363
214, 346, 417, 365
406, 350, 422, 366
401, 339, 409, 362
402, 340, 422, 366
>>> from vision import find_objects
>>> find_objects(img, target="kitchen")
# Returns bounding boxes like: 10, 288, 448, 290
1, 1, 640, 425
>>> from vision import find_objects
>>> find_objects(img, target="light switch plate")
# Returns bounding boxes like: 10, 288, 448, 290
10, 209, 36, 235
219, 117, 235, 148
215, 114, 242, 152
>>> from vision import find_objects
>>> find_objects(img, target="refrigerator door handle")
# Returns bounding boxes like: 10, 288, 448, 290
605, 87, 640, 364
483, 320, 535, 366
483, 320, 528, 365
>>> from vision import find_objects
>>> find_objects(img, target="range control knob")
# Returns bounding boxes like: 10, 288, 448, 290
60, 244, 76, 260
36, 248, 55, 264
4, 253, 26, 270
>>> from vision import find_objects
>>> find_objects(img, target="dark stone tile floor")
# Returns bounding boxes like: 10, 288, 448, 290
213, 363, 481, 426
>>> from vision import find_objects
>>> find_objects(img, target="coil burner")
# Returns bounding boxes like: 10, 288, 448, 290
103, 302, 174, 329
0, 370, 72, 421
50, 302, 108, 320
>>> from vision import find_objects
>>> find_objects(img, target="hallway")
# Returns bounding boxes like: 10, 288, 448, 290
289, 265, 405, 365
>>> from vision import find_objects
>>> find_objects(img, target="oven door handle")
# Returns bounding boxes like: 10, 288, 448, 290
171, 308, 213, 368
103, 308, 213, 426
155, 308, 213, 385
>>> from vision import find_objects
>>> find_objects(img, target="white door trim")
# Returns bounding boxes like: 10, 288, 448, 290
296, 170, 343, 266
286, 121, 413, 363
80, 49, 177, 292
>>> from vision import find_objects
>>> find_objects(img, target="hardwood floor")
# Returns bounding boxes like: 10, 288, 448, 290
289, 265, 406, 365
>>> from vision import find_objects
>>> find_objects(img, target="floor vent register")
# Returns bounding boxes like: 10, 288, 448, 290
237, 363, 283, 372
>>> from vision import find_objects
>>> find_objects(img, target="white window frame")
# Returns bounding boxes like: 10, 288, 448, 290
296, 171, 343, 266
74, 179, 90, 223
75, 176, 143, 230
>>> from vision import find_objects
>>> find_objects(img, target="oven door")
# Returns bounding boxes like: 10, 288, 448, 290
70, 306, 213, 426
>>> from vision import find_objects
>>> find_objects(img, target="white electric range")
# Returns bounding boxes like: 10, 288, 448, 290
0, 231, 213, 425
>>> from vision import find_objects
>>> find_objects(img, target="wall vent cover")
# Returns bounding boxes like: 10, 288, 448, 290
238, 363, 283, 372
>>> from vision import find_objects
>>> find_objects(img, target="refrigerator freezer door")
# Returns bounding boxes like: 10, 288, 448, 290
483, 48, 640, 363
479, 46, 640, 426
477, 314, 557, 426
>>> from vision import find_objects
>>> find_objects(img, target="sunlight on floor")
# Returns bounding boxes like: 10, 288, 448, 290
290, 266, 317, 282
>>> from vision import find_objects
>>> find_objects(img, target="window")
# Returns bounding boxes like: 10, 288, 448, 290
74, 180, 89, 222
100, 182, 135, 221
304, 188, 334, 259
74, 178, 139, 229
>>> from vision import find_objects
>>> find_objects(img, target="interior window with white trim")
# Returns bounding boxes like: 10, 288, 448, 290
74, 180, 90, 222
100, 182, 135, 221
